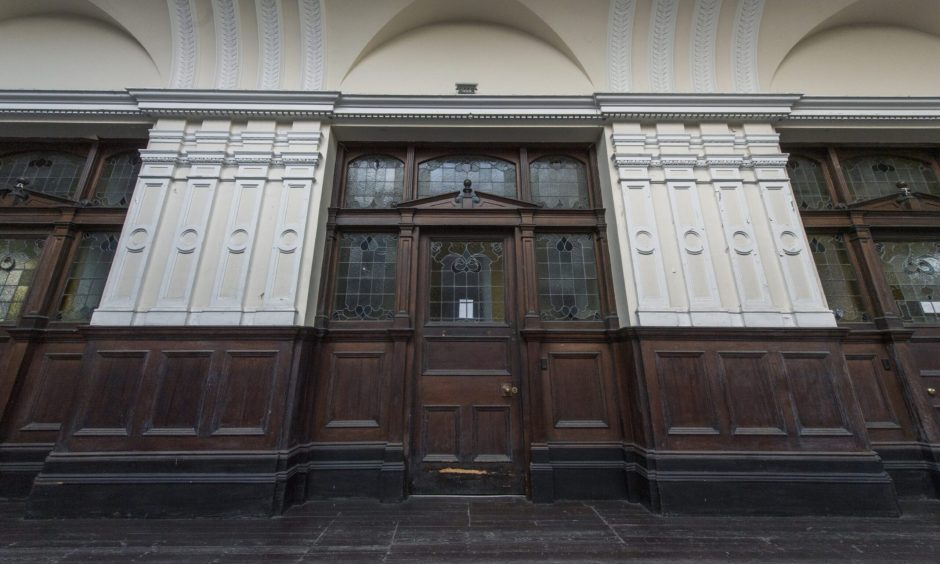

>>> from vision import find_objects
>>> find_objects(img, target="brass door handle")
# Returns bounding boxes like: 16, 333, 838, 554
501, 383, 519, 397
928, 387, 937, 397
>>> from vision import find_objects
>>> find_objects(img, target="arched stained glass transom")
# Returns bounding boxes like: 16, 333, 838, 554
345, 155, 405, 209
843, 156, 940, 203
529, 156, 589, 209
787, 156, 831, 210
0, 151, 85, 199
418, 156, 516, 198
91, 151, 141, 207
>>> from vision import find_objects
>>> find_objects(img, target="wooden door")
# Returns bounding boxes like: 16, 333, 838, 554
410, 234, 525, 494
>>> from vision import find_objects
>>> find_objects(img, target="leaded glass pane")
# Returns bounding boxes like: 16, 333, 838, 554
876, 240, 940, 325
0, 151, 84, 199
535, 234, 601, 321
843, 156, 940, 203
331, 233, 398, 320
787, 157, 832, 210
56, 232, 119, 322
0, 238, 44, 323
418, 156, 516, 198
429, 240, 505, 322
345, 155, 404, 208
808, 234, 868, 323
529, 156, 589, 209
91, 151, 141, 207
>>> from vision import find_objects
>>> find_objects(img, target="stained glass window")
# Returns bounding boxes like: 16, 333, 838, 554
429, 240, 505, 322
0, 238, 44, 323
345, 155, 404, 208
535, 234, 601, 321
91, 151, 141, 207
808, 234, 869, 323
787, 157, 832, 210
418, 156, 516, 198
843, 156, 940, 203
331, 233, 398, 321
876, 240, 940, 325
0, 151, 85, 199
56, 232, 119, 322
529, 156, 589, 209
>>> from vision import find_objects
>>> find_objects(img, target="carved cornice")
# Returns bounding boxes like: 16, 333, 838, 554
691, 0, 721, 93
2, 91, 939, 125
169, 0, 197, 89
596, 93, 799, 121
649, 0, 679, 93
130, 89, 338, 117
607, 0, 636, 92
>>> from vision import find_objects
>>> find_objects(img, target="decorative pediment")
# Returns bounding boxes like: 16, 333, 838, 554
848, 191, 940, 212
0, 187, 75, 208
396, 182, 541, 211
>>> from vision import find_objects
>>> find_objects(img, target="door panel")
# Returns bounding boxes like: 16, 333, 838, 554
411, 235, 525, 495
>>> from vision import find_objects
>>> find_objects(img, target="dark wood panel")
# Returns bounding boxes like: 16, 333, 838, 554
717, 351, 786, 436
655, 351, 719, 435
421, 406, 459, 462
145, 351, 212, 436
782, 352, 850, 436
21, 352, 83, 433
424, 337, 510, 375
211, 350, 278, 436
846, 353, 901, 431
76, 350, 148, 436
471, 405, 512, 462
326, 351, 383, 428
548, 352, 608, 429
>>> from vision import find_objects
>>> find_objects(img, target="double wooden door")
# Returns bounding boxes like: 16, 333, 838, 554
409, 232, 525, 494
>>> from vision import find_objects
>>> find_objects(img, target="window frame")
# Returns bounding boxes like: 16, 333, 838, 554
0, 139, 144, 327
787, 144, 940, 328
318, 143, 614, 329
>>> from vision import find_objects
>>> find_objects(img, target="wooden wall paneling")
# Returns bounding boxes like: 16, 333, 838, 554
210, 349, 280, 436
894, 335, 940, 442
19, 349, 84, 437
780, 351, 855, 441
73, 349, 149, 438
325, 350, 385, 429
0, 339, 84, 444
0, 337, 34, 426
546, 350, 608, 432
143, 350, 214, 436
844, 347, 912, 442
313, 340, 393, 442
653, 350, 721, 440
717, 351, 787, 438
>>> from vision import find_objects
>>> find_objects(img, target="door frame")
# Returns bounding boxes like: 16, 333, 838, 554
407, 228, 528, 495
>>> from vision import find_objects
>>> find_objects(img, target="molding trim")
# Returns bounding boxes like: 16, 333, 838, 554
3, 90, 940, 125
649, 0, 679, 93
256, 0, 283, 90
731, 0, 764, 93
212, 0, 240, 89
300, 0, 326, 90
607, 0, 637, 92
168, 0, 197, 89
130, 89, 338, 117
691, 0, 721, 93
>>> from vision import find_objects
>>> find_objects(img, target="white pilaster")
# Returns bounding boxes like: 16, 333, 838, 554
92, 119, 327, 327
